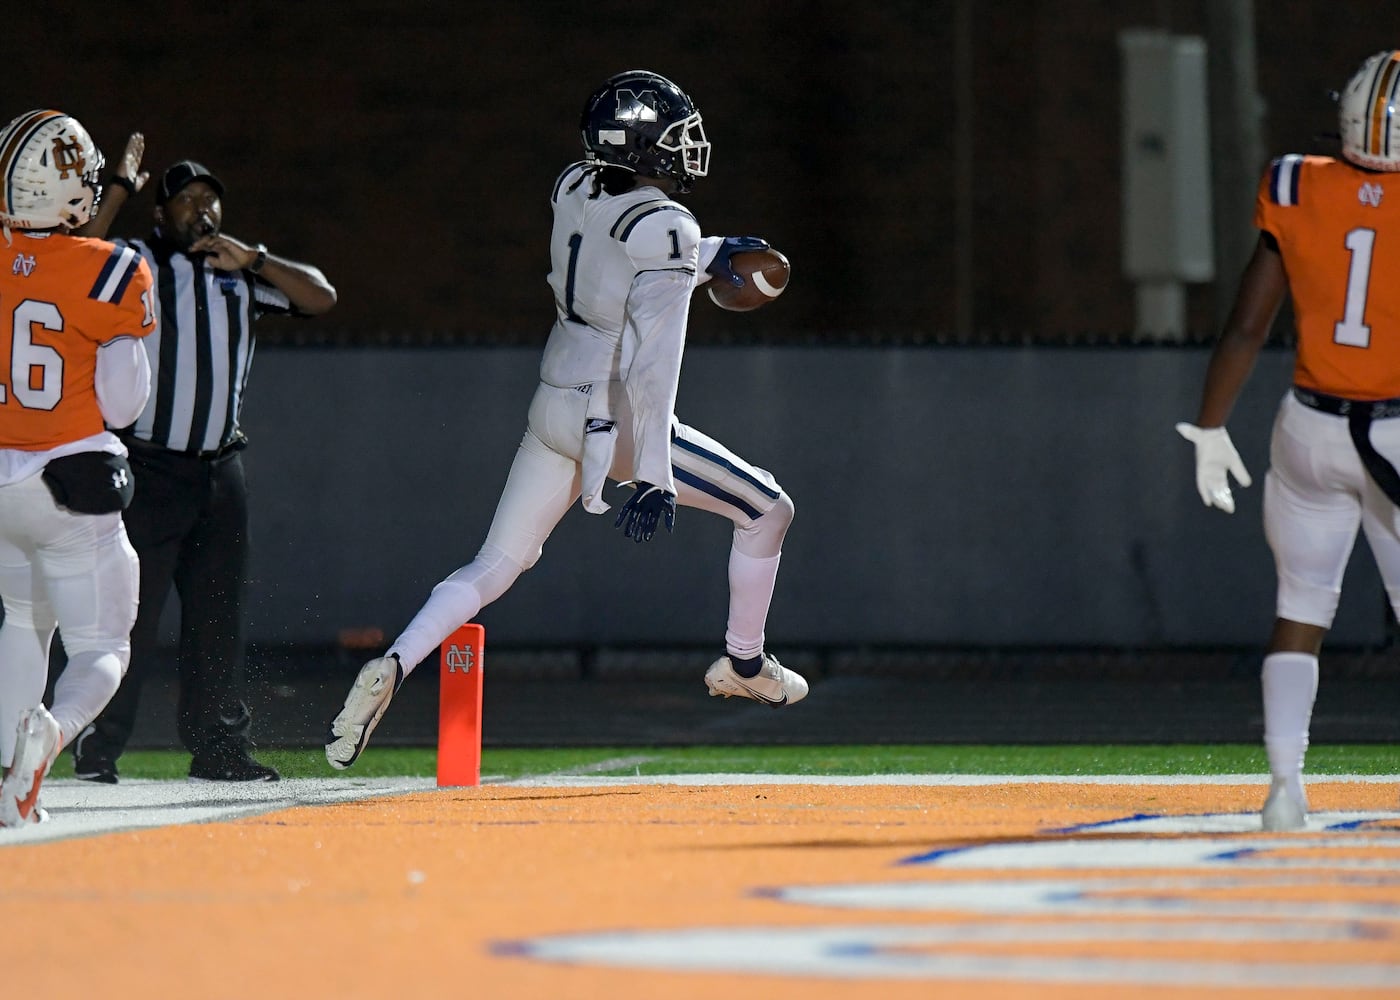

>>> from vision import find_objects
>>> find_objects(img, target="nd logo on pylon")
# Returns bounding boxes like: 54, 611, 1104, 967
438, 623, 484, 787
446, 644, 475, 673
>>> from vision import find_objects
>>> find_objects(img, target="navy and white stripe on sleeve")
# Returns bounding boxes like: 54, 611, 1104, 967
609, 200, 696, 242
87, 244, 143, 305
1268, 154, 1305, 207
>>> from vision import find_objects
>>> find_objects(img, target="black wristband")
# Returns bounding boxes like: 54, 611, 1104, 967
249, 243, 268, 274
107, 175, 136, 195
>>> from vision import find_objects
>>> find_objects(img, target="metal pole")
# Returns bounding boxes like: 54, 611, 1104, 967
953, 0, 974, 340
1206, 0, 1265, 332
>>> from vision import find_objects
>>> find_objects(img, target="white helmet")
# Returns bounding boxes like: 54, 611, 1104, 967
1339, 50, 1400, 171
0, 109, 105, 230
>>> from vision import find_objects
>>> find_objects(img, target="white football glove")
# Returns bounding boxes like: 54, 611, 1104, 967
1175, 423, 1252, 514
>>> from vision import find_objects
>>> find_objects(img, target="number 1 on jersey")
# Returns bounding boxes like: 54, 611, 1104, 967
1334, 227, 1376, 348
564, 232, 584, 323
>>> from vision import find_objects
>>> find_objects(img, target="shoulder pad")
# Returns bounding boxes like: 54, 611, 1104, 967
615, 202, 700, 269
1266, 154, 1306, 207
87, 242, 144, 306
609, 198, 698, 243
551, 162, 591, 204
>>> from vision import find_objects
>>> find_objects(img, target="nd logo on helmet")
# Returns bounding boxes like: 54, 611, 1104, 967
50, 136, 86, 179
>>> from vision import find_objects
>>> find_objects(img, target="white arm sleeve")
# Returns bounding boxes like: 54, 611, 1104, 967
623, 270, 690, 493
94, 336, 152, 428
619, 207, 700, 494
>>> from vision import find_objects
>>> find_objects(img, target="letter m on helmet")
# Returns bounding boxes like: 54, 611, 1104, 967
615, 89, 660, 124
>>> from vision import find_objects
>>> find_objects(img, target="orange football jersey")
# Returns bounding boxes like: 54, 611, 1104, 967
1256, 154, 1400, 399
0, 232, 154, 450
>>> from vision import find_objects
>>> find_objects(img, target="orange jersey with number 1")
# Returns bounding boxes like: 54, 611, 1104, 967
1256, 154, 1400, 399
0, 232, 154, 450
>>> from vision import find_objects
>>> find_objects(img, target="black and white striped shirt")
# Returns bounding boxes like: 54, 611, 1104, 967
114, 234, 292, 454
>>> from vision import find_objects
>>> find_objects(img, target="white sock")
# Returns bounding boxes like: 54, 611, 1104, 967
1261, 651, 1318, 799
725, 550, 781, 660
390, 576, 486, 676
389, 545, 525, 676
49, 650, 125, 752
0, 615, 54, 768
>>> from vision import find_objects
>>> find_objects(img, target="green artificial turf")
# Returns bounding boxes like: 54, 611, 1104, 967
45, 743, 1400, 781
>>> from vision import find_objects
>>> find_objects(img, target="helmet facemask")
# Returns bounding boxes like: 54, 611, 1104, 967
654, 112, 710, 186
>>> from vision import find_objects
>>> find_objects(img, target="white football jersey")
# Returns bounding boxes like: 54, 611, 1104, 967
541, 161, 701, 385
539, 162, 707, 491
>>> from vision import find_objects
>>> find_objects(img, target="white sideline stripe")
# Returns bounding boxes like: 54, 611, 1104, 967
3, 774, 1395, 846
498, 773, 1400, 788
0, 777, 434, 847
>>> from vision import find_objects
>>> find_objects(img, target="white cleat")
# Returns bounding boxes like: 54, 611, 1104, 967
1, 706, 62, 827
704, 653, 808, 708
325, 654, 403, 770
1261, 778, 1308, 832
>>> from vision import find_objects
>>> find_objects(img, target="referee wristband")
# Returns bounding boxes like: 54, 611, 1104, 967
107, 175, 136, 195
249, 243, 268, 274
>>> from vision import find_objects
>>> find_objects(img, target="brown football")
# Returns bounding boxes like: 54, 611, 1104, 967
706, 248, 790, 312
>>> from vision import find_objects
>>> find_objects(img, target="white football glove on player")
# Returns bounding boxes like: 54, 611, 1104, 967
1175, 423, 1252, 514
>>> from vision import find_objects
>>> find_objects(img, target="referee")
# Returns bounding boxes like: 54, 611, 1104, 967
73, 144, 337, 782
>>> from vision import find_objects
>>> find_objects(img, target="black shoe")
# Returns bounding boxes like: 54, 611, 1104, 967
74, 757, 119, 784
188, 752, 280, 782
72, 725, 119, 784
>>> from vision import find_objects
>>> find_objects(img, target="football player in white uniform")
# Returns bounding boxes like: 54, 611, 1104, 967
326, 70, 807, 770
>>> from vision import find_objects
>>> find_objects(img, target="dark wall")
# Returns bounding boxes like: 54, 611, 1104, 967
11, 3, 1394, 344
227, 345, 1388, 651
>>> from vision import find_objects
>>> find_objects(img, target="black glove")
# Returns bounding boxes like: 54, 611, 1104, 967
614, 482, 677, 543
705, 236, 770, 287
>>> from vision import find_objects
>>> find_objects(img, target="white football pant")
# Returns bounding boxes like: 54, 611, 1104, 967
390, 381, 794, 671
0, 473, 137, 766
1264, 390, 1400, 627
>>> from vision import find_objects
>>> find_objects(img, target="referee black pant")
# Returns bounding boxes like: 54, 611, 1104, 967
88, 441, 254, 763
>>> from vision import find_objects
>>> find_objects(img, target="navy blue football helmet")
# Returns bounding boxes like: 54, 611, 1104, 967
580, 70, 710, 192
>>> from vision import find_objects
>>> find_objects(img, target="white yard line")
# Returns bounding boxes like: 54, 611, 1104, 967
535, 754, 659, 776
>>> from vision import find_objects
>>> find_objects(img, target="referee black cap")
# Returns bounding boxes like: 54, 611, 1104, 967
156, 160, 225, 205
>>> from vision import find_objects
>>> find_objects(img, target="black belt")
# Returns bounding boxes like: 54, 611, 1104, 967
1293, 387, 1400, 505
123, 433, 247, 461
1292, 387, 1400, 419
